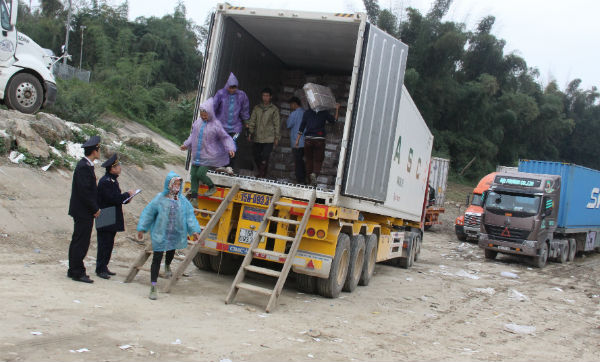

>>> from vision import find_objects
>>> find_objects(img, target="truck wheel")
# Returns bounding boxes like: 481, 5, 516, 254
557, 242, 568, 264
296, 273, 317, 294
533, 242, 548, 268
210, 252, 240, 275
413, 233, 422, 262
192, 252, 212, 271
397, 236, 415, 269
343, 234, 365, 293
568, 239, 577, 261
6, 73, 43, 114
317, 233, 350, 298
359, 234, 377, 286
484, 249, 497, 260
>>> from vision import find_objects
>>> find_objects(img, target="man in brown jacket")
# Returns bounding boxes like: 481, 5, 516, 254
247, 88, 280, 177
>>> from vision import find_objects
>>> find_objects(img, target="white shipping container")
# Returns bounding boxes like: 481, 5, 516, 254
429, 157, 450, 207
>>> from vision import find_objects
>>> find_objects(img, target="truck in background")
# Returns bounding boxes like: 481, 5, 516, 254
455, 172, 496, 241
424, 157, 449, 230
478, 160, 600, 267
0, 0, 57, 113
184, 4, 433, 308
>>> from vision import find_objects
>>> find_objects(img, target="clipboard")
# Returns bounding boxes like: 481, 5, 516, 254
123, 189, 142, 204
95, 206, 116, 229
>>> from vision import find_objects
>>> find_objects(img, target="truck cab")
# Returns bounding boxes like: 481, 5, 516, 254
478, 172, 563, 267
0, 0, 57, 113
455, 172, 496, 241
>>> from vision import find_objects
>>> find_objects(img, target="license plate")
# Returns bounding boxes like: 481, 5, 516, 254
497, 246, 511, 251
239, 228, 257, 244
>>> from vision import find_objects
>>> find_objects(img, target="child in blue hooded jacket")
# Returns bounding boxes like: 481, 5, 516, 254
137, 171, 201, 300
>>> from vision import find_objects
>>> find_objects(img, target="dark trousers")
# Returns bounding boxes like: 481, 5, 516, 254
68, 217, 94, 278
151, 250, 175, 283
253, 142, 273, 177
304, 138, 326, 176
96, 230, 117, 274
227, 132, 238, 169
293, 148, 306, 184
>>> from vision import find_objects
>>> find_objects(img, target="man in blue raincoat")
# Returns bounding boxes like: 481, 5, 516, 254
213, 72, 250, 172
137, 171, 201, 300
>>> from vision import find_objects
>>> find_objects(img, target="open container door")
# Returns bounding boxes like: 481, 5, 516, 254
342, 23, 408, 201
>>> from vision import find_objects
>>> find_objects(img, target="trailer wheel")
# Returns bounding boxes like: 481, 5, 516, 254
343, 234, 365, 293
210, 252, 240, 275
533, 242, 548, 268
413, 233, 422, 262
359, 234, 377, 286
484, 249, 497, 260
397, 236, 415, 269
568, 239, 577, 261
5, 73, 43, 114
317, 233, 350, 298
557, 242, 568, 264
296, 273, 317, 294
192, 252, 212, 271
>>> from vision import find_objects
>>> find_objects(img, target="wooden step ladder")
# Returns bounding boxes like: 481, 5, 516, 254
124, 184, 240, 289
225, 188, 316, 312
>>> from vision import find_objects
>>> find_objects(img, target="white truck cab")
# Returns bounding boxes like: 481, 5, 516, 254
0, 0, 57, 113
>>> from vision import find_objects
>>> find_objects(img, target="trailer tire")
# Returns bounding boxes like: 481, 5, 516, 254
5, 73, 43, 114
413, 233, 422, 262
557, 242, 568, 264
533, 242, 548, 268
210, 252, 240, 275
359, 234, 377, 286
343, 234, 365, 293
296, 273, 317, 294
317, 233, 350, 298
568, 238, 577, 262
484, 249, 497, 260
192, 252, 212, 271
397, 237, 415, 269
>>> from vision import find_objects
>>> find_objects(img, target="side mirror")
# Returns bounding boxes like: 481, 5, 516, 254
465, 194, 470, 206
9, 0, 17, 27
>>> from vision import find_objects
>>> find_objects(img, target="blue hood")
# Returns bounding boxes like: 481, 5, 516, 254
162, 171, 183, 196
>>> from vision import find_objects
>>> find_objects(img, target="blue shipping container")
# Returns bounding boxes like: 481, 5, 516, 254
518, 160, 600, 230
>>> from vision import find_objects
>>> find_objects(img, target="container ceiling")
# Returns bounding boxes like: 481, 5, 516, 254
229, 15, 360, 72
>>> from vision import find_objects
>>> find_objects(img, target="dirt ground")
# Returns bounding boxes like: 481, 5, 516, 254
1, 136, 600, 361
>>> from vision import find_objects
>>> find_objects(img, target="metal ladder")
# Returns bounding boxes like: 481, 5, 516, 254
225, 188, 316, 312
124, 184, 240, 291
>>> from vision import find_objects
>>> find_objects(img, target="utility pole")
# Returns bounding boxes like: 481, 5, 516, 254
79, 25, 86, 69
63, 0, 72, 64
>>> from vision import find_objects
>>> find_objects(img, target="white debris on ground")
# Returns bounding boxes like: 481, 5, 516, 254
501, 271, 520, 279
455, 269, 480, 279
504, 323, 536, 335
64, 122, 82, 133
49, 146, 62, 157
66, 141, 84, 160
0, 129, 9, 137
509, 289, 529, 302
8, 151, 25, 164
473, 287, 496, 295
41, 160, 54, 171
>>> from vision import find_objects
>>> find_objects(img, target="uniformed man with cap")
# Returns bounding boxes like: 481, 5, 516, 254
68, 135, 101, 283
95, 154, 134, 279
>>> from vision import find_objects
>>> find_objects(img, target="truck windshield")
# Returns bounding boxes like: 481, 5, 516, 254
471, 193, 483, 206
485, 191, 540, 215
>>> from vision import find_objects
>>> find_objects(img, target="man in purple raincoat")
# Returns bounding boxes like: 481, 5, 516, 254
181, 97, 236, 205
213, 72, 250, 172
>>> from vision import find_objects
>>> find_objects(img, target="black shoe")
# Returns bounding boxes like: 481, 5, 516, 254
96, 272, 110, 279
67, 270, 73, 278
72, 275, 94, 283
106, 269, 116, 276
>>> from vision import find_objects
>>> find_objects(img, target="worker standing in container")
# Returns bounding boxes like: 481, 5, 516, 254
287, 97, 306, 184
295, 103, 340, 185
248, 88, 280, 178
213, 72, 250, 173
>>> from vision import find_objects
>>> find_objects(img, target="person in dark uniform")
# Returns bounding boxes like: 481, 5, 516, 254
67, 136, 101, 283
95, 154, 134, 279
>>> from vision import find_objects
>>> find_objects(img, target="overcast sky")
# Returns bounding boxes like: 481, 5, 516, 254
43, 0, 600, 91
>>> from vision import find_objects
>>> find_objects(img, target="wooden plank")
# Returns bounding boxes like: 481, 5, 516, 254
260, 232, 295, 242
244, 265, 281, 278
123, 242, 152, 283
194, 209, 215, 214
266, 190, 316, 313
275, 201, 308, 209
164, 184, 240, 293
236, 282, 272, 296
267, 216, 300, 225
225, 189, 281, 304
252, 248, 288, 260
